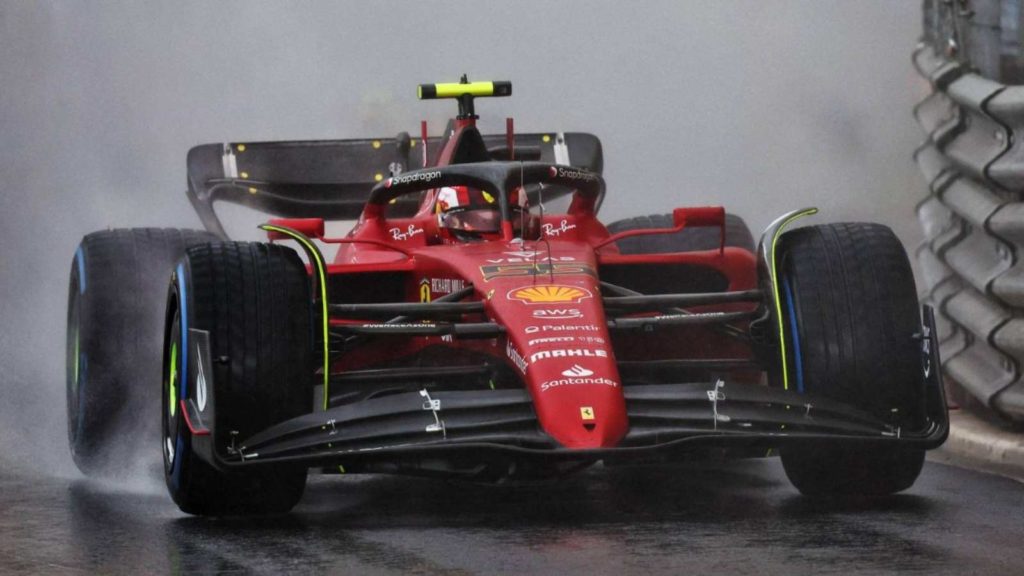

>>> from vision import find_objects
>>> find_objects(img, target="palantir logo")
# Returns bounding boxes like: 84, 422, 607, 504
562, 364, 594, 377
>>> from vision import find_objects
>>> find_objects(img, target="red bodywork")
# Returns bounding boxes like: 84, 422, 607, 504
269, 116, 757, 451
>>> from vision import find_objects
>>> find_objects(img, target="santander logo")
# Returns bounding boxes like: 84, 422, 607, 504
562, 364, 594, 377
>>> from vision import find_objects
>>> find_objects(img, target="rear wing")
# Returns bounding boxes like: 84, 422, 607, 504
186, 131, 603, 238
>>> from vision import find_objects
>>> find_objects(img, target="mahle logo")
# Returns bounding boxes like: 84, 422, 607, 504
508, 285, 592, 305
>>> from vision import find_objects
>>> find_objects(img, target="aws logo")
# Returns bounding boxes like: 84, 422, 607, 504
508, 285, 593, 305
532, 309, 582, 320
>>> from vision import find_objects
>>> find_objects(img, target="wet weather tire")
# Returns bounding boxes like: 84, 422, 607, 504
776, 223, 926, 496
606, 213, 755, 253
66, 228, 218, 476
163, 241, 311, 516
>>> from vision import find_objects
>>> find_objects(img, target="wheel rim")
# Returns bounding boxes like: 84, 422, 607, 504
162, 300, 182, 473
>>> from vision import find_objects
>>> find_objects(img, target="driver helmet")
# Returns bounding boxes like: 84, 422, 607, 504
436, 186, 529, 241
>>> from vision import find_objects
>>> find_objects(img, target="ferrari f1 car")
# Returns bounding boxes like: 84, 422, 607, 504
66, 79, 948, 515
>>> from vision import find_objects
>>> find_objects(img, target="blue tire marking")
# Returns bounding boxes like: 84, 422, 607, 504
172, 263, 188, 489
783, 277, 805, 395
73, 246, 86, 442
75, 247, 86, 294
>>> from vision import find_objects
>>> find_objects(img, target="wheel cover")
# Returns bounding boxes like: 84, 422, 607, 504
168, 341, 177, 419
163, 307, 182, 471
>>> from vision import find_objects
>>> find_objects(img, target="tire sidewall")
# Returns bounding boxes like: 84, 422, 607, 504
66, 249, 87, 460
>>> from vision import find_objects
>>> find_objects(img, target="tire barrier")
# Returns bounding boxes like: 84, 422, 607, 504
915, 0, 1024, 422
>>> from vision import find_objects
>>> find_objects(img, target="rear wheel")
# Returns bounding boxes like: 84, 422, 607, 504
66, 228, 217, 475
163, 241, 312, 515
777, 223, 926, 496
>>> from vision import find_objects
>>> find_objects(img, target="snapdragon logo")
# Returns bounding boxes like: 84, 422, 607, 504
385, 170, 442, 188
549, 166, 599, 182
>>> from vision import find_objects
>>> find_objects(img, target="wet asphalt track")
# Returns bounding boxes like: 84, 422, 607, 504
1, 458, 1022, 575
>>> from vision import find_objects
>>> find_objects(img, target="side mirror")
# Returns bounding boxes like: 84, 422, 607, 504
672, 206, 725, 229
264, 218, 325, 241
673, 207, 725, 254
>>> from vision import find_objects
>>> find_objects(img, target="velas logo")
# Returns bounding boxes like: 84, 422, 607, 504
562, 364, 594, 377
479, 262, 597, 281
505, 250, 544, 258
384, 170, 441, 188
508, 285, 593, 305
486, 256, 575, 264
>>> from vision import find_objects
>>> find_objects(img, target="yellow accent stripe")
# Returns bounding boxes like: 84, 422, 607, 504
424, 81, 495, 98
770, 208, 818, 391
260, 225, 330, 410
169, 340, 177, 418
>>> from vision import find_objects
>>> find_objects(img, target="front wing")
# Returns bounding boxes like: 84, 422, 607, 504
181, 307, 948, 472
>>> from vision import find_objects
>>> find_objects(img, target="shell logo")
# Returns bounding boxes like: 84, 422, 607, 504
508, 285, 593, 304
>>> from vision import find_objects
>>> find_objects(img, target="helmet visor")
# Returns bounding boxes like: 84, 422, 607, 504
441, 207, 502, 233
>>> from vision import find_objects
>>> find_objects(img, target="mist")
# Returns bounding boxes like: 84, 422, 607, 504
0, 1, 924, 481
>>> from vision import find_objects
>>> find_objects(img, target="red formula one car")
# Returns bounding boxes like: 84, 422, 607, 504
66, 79, 947, 515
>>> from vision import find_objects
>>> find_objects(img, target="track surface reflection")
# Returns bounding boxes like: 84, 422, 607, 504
2, 459, 1022, 575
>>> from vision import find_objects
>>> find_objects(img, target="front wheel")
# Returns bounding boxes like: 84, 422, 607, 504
163, 242, 312, 516
776, 223, 926, 496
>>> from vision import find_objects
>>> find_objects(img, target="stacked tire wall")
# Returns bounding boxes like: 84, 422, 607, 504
916, 0, 1024, 421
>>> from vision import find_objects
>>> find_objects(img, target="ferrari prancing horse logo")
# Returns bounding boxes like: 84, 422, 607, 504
580, 406, 595, 421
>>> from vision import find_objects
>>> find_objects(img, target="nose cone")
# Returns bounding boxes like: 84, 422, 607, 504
431, 240, 631, 449
495, 277, 629, 449
536, 376, 629, 448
